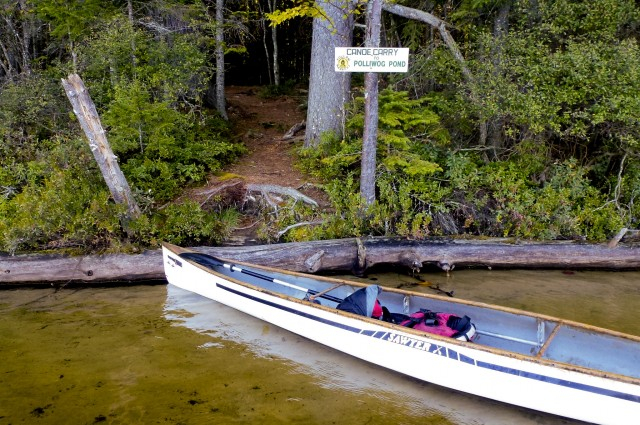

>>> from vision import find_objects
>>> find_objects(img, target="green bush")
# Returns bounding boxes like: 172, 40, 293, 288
294, 92, 626, 243
128, 201, 239, 247
0, 167, 122, 255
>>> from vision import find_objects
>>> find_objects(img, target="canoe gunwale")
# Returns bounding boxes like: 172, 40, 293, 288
163, 242, 640, 386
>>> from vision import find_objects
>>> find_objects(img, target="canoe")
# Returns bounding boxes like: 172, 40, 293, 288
161, 242, 640, 424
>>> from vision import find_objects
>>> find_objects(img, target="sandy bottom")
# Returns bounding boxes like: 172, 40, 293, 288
3, 268, 635, 424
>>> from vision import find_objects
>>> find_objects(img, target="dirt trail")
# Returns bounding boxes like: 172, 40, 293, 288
225, 85, 309, 186
209, 86, 328, 243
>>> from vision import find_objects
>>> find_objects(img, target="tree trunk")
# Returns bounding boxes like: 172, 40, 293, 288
215, 0, 228, 119
61, 73, 141, 223
0, 39, 13, 79
267, 0, 280, 86
2, 237, 639, 286
271, 21, 280, 86
487, 3, 511, 159
260, 7, 273, 85
361, 0, 382, 205
18, 0, 31, 75
127, 0, 138, 69
304, 0, 355, 147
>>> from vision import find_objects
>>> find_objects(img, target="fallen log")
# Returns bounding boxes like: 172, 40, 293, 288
1, 237, 639, 286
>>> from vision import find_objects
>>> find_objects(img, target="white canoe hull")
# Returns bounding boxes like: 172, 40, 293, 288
162, 244, 640, 424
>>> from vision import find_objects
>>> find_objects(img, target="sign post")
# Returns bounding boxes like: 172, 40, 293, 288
335, 31, 410, 204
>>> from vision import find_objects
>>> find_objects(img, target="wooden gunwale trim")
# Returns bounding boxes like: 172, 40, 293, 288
163, 243, 640, 385
197, 248, 640, 344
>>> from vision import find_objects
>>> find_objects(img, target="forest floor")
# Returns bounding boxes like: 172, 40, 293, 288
225, 85, 310, 185
196, 85, 331, 245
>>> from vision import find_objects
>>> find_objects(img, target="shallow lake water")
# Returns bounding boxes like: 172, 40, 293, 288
1, 268, 638, 424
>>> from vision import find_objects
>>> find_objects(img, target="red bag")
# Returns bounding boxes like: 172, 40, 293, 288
400, 309, 476, 341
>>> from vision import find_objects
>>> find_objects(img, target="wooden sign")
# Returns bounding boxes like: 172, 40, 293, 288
335, 47, 409, 73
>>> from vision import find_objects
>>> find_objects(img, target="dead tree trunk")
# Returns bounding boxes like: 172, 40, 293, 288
61, 73, 140, 223
2, 237, 639, 286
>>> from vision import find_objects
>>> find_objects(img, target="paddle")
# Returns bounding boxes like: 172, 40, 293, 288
179, 252, 343, 303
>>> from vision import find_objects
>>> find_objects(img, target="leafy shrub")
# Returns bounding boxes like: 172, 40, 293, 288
294, 92, 626, 243
103, 81, 245, 202
128, 201, 239, 247
0, 167, 123, 255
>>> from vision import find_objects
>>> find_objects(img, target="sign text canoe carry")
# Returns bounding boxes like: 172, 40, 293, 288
335, 47, 409, 73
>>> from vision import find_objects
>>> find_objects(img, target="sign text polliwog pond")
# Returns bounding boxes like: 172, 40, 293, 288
335, 47, 409, 73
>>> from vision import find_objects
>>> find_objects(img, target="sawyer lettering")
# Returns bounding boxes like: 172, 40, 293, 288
387, 333, 435, 352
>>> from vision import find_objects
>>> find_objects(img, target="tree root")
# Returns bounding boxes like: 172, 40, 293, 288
280, 120, 306, 141
246, 183, 319, 207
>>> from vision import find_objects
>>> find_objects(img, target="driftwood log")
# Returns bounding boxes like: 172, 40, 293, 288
1, 237, 640, 287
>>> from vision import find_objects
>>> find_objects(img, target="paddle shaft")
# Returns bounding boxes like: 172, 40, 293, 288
221, 262, 308, 293
179, 252, 341, 301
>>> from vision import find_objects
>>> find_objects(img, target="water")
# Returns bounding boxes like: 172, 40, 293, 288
1, 269, 639, 424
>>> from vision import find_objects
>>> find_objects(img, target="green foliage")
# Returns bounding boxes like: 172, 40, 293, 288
392, 0, 639, 241
76, 15, 210, 108
117, 112, 243, 202
0, 162, 122, 255
101, 79, 244, 201
0, 1, 245, 254
0, 74, 72, 157
295, 87, 625, 242
75, 15, 245, 203
128, 201, 239, 247
33, 0, 117, 42
0, 131, 242, 254
296, 90, 451, 239
411, 0, 640, 158
303, 90, 446, 179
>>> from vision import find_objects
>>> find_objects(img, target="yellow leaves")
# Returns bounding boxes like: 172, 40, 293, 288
224, 45, 247, 55
266, 4, 323, 26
